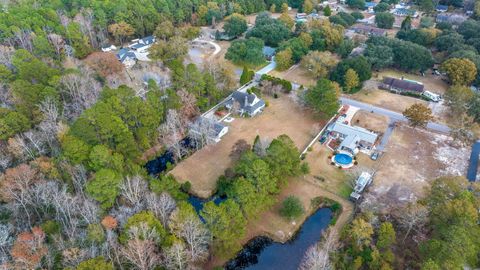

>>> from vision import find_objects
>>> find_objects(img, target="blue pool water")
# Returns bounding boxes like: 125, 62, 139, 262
334, 153, 353, 165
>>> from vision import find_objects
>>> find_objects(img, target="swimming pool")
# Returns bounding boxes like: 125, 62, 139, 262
334, 153, 353, 166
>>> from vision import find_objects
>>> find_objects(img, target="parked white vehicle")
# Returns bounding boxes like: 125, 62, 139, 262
350, 172, 373, 201
423, 91, 442, 102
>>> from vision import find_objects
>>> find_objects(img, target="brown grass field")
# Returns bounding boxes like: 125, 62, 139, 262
170, 95, 326, 198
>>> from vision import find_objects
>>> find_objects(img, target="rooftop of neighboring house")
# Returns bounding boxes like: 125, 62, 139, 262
365, 2, 377, 8
436, 4, 448, 12
228, 90, 265, 115
129, 36, 156, 50
436, 13, 468, 24
191, 116, 228, 138
116, 48, 136, 62
350, 24, 387, 36
393, 7, 417, 16
382, 77, 424, 93
263, 46, 276, 58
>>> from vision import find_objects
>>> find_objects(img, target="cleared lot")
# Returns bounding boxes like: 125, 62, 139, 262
170, 95, 325, 198
349, 80, 429, 113
361, 124, 469, 213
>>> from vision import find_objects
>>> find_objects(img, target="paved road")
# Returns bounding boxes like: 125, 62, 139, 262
340, 97, 451, 134
467, 140, 480, 182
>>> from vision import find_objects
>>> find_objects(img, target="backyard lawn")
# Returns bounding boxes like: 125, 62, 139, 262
170, 94, 325, 198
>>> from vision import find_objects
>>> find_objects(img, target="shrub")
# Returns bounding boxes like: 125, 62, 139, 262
87, 223, 106, 244
181, 181, 192, 193
311, 196, 324, 208
307, 146, 313, 152
331, 162, 335, 165
330, 216, 338, 225
41, 220, 60, 236
279, 196, 305, 220
331, 202, 342, 212
354, 161, 358, 165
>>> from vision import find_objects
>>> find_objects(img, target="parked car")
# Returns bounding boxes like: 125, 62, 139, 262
370, 152, 380, 160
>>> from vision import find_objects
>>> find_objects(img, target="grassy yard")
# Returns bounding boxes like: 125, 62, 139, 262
170, 95, 325, 198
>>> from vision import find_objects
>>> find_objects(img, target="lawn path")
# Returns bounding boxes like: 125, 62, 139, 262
302, 176, 355, 238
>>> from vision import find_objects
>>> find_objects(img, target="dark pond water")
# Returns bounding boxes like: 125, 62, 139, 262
188, 195, 226, 223
188, 195, 226, 213
145, 137, 196, 175
225, 208, 333, 270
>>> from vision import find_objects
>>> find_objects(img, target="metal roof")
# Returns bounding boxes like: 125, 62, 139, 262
332, 122, 378, 145
382, 77, 424, 93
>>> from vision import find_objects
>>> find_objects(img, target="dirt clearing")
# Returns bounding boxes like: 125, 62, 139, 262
170, 95, 325, 198
361, 124, 470, 213
351, 110, 389, 133
270, 65, 317, 88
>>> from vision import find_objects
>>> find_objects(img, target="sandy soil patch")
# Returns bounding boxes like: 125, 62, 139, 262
361, 124, 470, 213
170, 95, 325, 198
351, 110, 389, 134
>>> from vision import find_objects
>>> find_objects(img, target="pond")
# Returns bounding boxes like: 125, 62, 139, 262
145, 137, 196, 175
225, 208, 333, 270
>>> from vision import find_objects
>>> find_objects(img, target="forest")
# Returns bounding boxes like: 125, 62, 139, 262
1, 0, 480, 269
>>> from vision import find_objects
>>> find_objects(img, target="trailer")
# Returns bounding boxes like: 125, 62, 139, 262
350, 172, 373, 201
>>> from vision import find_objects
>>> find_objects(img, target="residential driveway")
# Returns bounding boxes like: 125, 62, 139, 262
467, 140, 480, 182
376, 121, 396, 152
340, 97, 451, 134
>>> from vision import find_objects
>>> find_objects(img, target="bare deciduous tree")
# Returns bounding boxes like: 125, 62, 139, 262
393, 202, 428, 243
202, 59, 237, 91
38, 98, 62, 155
163, 242, 188, 270
0, 45, 15, 67
175, 217, 210, 263
12, 29, 33, 52
178, 90, 199, 123
299, 228, 338, 270
0, 224, 12, 263
60, 69, 101, 120
120, 175, 148, 209
47, 33, 65, 58
158, 110, 187, 161
119, 223, 161, 270
1, 164, 41, 227
146, 192, 176, 227
188, 117, 216, 149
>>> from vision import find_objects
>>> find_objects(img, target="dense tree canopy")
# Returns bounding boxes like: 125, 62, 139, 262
223, 13, 248, 37
246, 12, 291, 47
225, 37, 265, 66
304, 79, 340, 117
